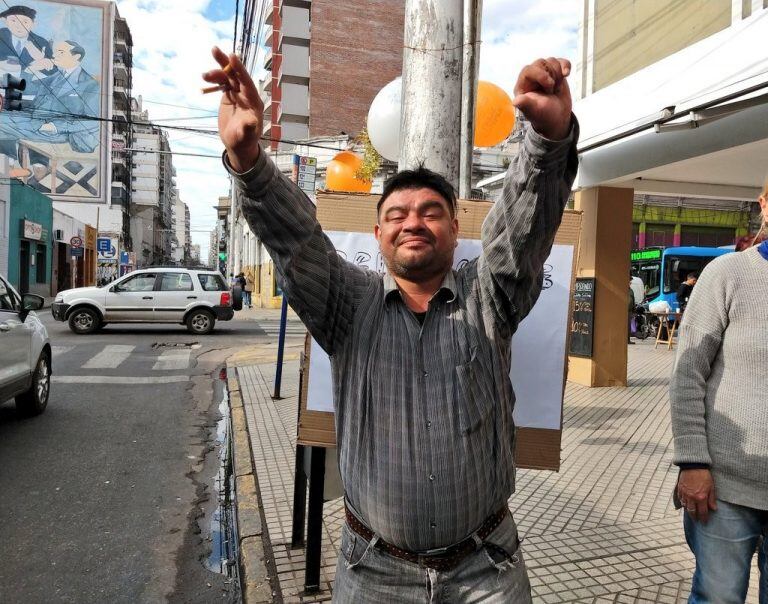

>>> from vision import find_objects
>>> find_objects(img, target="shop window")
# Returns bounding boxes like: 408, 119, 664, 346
35, 245, 47, 283
645, 223, 675, 248
680, 226, 736, 248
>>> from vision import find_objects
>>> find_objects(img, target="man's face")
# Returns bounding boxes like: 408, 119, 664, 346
375, 187, 459, 282
52, 42, 79, 69
688, 277, 697, 285
5, 14, 33, 38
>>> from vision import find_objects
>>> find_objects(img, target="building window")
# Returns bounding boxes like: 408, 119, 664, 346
35, 245, 47, 283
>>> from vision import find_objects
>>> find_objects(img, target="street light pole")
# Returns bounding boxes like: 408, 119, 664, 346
459, 0, 483, 200
399, 0, 464, 189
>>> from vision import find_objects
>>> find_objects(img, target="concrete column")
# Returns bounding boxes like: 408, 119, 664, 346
569, 186, 634, 388
673, 223, 682, 247
637, 222, 646, 248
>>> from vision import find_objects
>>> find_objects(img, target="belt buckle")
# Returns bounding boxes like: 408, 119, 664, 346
417, 545, 452, 567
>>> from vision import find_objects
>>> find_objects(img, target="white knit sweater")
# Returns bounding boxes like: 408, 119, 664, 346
670, 246, 768, 510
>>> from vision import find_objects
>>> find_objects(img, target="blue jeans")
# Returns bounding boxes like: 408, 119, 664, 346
242, 291, 252, 307
333, 512, 532, 603
684, 499, 768, 603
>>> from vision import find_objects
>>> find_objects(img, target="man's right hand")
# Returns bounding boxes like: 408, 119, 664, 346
203, 47, 263, 173
677, 468, 717, 523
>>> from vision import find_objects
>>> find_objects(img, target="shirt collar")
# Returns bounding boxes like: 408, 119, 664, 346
758, 240, 768, 261
383, 270, 458, 304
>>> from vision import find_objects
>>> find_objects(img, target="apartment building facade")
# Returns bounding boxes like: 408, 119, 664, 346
573, 0, 768, 248
129, 98, 174, 266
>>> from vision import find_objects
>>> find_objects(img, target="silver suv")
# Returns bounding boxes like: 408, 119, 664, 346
52, 268, 235, 335
0, 274, 51, 416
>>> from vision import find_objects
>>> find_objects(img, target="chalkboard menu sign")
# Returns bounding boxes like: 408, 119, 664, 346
569, 277, 596, 358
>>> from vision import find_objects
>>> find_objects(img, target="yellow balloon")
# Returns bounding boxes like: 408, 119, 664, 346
474, 81, 516, 147
325, 151, 372, 193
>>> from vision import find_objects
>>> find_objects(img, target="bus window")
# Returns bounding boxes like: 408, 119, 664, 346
639, 263, 660, 299
663, 256, 718, 294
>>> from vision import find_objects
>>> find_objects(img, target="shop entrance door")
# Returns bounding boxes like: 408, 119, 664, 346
19, 241, 30, 293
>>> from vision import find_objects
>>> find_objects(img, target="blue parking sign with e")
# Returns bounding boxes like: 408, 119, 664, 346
97, 238, 111, 252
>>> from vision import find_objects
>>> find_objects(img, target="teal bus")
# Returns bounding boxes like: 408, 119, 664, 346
631, 246, 733, 307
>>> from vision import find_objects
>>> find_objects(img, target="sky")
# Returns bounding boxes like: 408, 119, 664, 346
115, 0, 581, 260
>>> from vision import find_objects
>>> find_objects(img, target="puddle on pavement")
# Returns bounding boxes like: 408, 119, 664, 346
204, 368, 241, 581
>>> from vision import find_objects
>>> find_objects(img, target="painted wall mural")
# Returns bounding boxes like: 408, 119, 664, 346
0, 0, 110, 202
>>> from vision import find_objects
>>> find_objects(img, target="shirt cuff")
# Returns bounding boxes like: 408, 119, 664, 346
522, 114, 579, 164
675, 463, 710, 470
221, 145, 280, 191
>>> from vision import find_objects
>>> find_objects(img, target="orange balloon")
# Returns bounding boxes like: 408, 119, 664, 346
474, 81, 515, 147
325, 151, 372, 193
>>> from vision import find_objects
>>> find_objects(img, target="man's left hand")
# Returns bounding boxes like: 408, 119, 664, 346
38, 122, 58, 136
513, 57, 572, 141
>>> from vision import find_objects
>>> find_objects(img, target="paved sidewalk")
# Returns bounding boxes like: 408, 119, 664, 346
232, 321, 761, 603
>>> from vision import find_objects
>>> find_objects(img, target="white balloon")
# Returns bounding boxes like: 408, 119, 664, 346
367, 77, 402, 162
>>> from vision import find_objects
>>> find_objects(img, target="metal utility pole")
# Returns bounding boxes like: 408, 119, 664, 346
459, 0, 482, 200
399, 0, 465, 189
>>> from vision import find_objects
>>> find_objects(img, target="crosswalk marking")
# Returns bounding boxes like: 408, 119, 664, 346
152, 349, 192, 371
51, 345, 75, 358
52, 375, 189, 385
82, 345, 135, 369
257, 319, 307, 336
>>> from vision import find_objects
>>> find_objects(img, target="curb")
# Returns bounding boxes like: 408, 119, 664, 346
227, 363, 280, 604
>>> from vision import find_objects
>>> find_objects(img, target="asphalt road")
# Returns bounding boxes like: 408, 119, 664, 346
0, 310, 270, 604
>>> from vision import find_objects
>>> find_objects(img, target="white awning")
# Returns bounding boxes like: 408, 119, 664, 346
573, 10, 768, 199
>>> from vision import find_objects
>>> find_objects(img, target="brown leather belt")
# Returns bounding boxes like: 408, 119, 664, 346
344, 504, 509, 572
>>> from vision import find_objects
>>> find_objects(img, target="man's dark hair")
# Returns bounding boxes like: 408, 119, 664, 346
377, 166, 457, 218
0, 6, 37, 20
686, 272, 698, 281
65, 40, 86, 62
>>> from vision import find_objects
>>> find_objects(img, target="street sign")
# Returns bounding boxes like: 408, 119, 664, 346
70, 236, 83, 248
97, 237, 118, 261
292, 154, 317, 196
71, 247, 84, 258
120, 251, 129, 264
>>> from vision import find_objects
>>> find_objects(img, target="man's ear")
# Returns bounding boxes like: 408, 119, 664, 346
374, 223, 381, 242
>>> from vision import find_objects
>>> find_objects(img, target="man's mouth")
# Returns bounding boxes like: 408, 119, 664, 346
398, 236, 432, 248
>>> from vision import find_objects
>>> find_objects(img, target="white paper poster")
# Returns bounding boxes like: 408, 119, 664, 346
307, 231, 574, 431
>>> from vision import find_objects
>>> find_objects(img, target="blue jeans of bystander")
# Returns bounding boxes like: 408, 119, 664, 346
333, 512, 532, 603
684, 499, 768, 603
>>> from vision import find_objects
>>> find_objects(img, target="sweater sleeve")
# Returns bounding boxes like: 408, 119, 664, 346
669, 262, 730, 466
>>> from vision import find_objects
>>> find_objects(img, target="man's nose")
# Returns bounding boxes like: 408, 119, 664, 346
402, 212, 425, 231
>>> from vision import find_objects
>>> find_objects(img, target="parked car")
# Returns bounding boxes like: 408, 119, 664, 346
52, 268, 236, 335
0, 274, 51, 416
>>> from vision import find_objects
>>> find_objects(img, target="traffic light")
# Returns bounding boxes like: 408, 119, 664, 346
218, 252, 227, 261
218, 240, 226, 252
2, 75, 26, 111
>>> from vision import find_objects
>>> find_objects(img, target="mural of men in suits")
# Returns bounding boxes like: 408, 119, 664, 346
0, 39, 100, 176
0, 5, 54, 79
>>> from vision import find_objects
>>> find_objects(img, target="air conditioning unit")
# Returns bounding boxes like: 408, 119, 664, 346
54, 229, 64, 240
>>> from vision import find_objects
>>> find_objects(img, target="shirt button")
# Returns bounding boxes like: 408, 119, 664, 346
429, 474, 435, 481
430, 522, 437, 529
426, 421, 432, 429
422, 371, 428, 377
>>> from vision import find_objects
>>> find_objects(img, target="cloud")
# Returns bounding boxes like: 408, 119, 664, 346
480, 0, 580, 95
116, 0, 234, 258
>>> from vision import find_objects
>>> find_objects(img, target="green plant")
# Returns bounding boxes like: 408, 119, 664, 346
354, 129, 381, 183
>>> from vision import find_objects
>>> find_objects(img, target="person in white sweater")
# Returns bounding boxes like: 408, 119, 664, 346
670, 187, 768, 604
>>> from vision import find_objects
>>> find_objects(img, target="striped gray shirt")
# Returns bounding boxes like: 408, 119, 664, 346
229, 123, 578, 551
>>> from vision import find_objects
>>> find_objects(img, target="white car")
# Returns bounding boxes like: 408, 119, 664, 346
51, 268, 236, 335
0, 274, 51, 416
